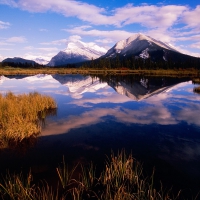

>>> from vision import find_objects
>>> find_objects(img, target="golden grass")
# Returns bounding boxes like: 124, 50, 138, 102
192, 78, 200, 84
193, 86, 200, 94
0, 92, 57, 147
0, 66, 200, 77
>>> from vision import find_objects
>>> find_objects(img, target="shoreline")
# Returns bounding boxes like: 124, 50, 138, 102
1, 67, 200, 77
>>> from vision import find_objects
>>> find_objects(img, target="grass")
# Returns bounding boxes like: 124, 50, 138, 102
0, 150, 198, 200
0, 66, 200, 77
193, 86, 200, 94
192, 78, 200, 84
0, 92, 57, 148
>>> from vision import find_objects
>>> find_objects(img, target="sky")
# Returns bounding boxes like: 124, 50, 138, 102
0, 0, 200, 63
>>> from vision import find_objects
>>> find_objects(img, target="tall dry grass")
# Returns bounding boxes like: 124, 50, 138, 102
193, 86, 200, 94
0, 150, 199, 200
0, 92, 57, 147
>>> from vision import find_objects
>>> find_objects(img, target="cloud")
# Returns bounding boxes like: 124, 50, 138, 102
0, 20, 10, 29
37, 47, 59, 52
41, 104, 177, 136
68, 35, 82, 42
6, 36, 27, 43
182, 5, 200, 28
0, 48, 13, 51
39, 28, 48, 32
40, 39, 68, 46
64, 26, 135, 42
0, 0, 190, 28
190, 42, 200, 49
112, 4, 187, 28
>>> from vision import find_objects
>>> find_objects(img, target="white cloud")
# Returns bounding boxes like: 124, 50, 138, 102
182, 5, 200, 28
68, 35, 82, 42
6, 36, 27, 43
0, 0, 190, 28
0, 48, 13, 51
40, 39, 68, 46
0, 20, 10, 29
190, 42, 200, 49
64, 26, 135, 42
37, 47, 59, 52
39, 28, 48, 32
112, 4, 187, 28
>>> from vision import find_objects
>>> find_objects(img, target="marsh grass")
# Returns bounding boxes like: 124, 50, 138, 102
0, 92, 57, 147
193, 86, 200, 94
0, 67, 200, 77
192, 78, 200, 84
56, 151, 193, 200
0, 150, 199, 200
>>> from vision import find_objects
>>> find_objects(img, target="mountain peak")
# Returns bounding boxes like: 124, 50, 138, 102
102, 33, 180, 60
47, 40, 107, 67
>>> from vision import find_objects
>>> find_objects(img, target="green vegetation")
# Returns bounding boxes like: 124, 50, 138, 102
0, 92, 57, 148
0, 150, 198, 200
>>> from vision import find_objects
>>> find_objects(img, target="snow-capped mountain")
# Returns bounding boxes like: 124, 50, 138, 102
102, 33, 182, 61
33, 57, 49, 65
47, 41, 107, 67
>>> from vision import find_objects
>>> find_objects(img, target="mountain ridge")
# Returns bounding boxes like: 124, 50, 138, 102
47, 40, 107, 67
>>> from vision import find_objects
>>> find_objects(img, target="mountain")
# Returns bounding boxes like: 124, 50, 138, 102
33, 57, 49, 65
101, 33, 195, 62
2, 57, 37, 65
47, 41, 107, 67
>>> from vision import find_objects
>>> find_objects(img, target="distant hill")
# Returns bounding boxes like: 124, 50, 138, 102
2, 57, 40, 68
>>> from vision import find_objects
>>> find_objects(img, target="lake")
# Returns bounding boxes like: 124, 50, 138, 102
0, 74, 200, 197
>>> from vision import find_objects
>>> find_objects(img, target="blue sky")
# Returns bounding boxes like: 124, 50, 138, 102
0, 0, 200, 63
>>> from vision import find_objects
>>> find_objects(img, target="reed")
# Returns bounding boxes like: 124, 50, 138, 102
0, 67, 200, 76
0, 150, 199, 199
193, 86, 200, 94
56, 150, 191, 200
0, 92, 57, 147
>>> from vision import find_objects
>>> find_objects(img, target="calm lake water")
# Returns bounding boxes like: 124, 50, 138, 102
0, 74, 200, 196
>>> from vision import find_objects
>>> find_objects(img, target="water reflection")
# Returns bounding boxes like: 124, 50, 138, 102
0, 74, 200, 195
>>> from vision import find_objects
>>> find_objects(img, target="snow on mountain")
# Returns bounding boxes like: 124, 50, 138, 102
47, 40, 107, 67
33, 57, 49, 65
0, 55, 5, 62
52, 74, 108, 98
0, 75, 9, 84
109, 77, 186, 101
23, 74, 59, 83
102, 33, 180, 60
63, 77, 107, 95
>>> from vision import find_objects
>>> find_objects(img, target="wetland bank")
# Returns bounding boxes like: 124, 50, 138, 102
0, 72, 200, 199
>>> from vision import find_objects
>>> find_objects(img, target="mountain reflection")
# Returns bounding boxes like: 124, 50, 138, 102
1, 74, 200, 195
92, 74, 190, 101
